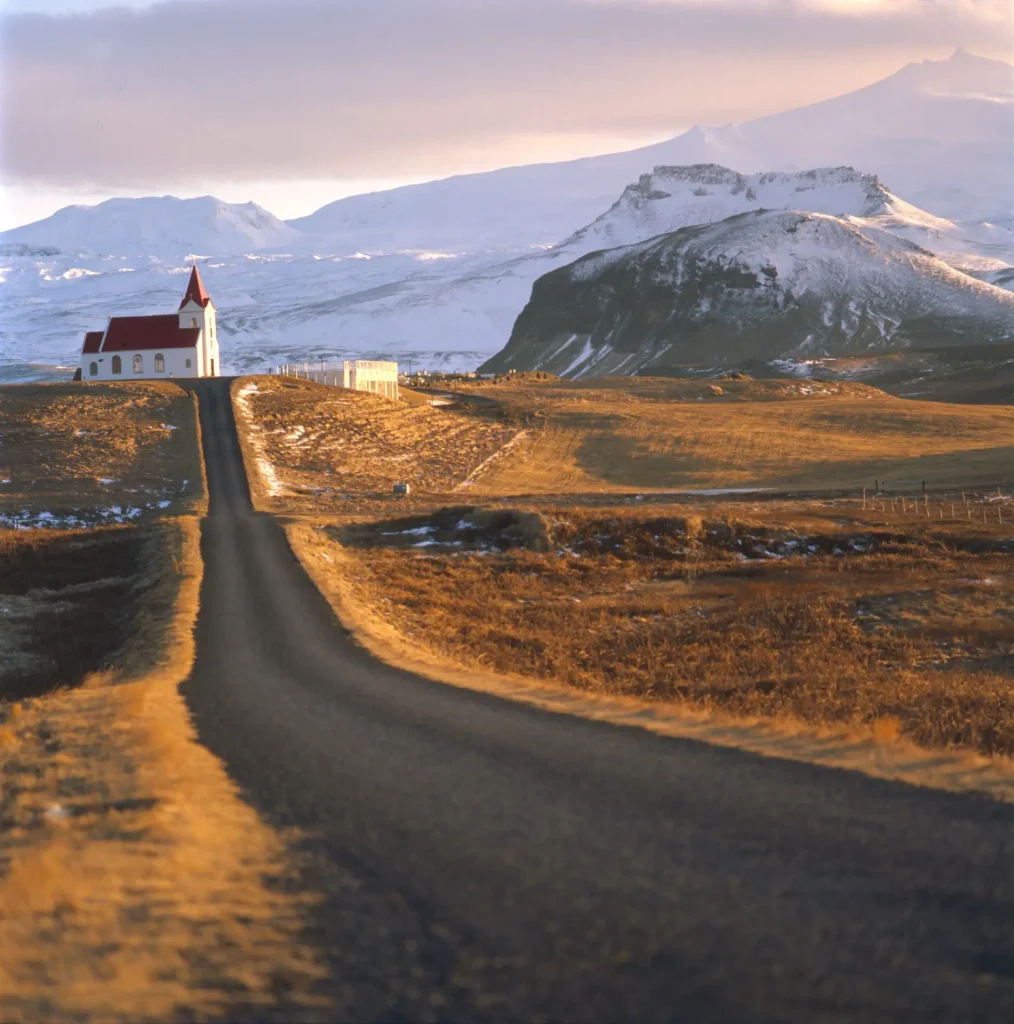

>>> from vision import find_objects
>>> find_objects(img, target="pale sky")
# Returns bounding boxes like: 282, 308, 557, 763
0, 0, 1011, 230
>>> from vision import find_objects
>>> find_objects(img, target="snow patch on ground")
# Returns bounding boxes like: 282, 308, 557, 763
234, 383, 285, 497
0, 500, 172, 530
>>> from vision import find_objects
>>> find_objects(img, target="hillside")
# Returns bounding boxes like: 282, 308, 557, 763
482, 210, 1014, 377
0, 195, 300, 257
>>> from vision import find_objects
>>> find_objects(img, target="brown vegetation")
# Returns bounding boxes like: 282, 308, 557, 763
0, 526, 157, 701
231, 375, 520, 512
441, 376, 1014, 495
228, 372, 1014, 766
0, 519, 325, 1022
294, 500, 1014, 759
0, 381, 203, 525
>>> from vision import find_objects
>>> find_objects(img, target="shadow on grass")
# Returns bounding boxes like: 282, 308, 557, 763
572, 411, 721, 489
0, 526, 145, 701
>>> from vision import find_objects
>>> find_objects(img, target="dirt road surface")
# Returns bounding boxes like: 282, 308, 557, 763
183, 379, 1014, 1022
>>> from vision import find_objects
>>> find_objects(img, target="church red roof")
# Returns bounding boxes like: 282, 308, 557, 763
178, 264, 212, 310
101, 314, 201, 351
82, 330, 104, 354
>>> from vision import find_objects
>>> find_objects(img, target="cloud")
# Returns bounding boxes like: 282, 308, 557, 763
0, 0, 1009, 190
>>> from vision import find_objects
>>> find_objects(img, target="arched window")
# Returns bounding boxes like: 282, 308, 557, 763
190, 317, 198, 328
154, 353, 165, 373
133, 354, 144, 374
185, 358, 192, 369
111, 355, 122, 374
89, 362, 98, 376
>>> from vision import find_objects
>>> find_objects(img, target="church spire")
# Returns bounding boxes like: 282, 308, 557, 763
179, 263, 212, 310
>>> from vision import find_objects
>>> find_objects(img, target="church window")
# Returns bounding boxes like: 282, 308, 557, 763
185, 358, 192, 368
111, 355, 122, 374
133, 354, 144, 374
191, 317, 198, 328
89, 362, 98, 376
154, 353, 165, 372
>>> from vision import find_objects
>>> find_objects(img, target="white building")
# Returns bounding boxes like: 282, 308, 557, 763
343, 360, 399, 400
79, 264, 221, 381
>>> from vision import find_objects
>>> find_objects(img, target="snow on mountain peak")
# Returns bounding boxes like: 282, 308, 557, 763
0, 194, 301, 258
484, 207, 1014, 379
561, 164, 899, 254
904, 46, 1013, 100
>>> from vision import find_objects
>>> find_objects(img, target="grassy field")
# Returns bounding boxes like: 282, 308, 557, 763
294, 499, 1014, 758
0, 381, 328, 1021
0, 381, 204, 527
232, 375, 521, 513
230, 372, 1014, 762
447, 376, 1014, 495
236, 375, 1014, 510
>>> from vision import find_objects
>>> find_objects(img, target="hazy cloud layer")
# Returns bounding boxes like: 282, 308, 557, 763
1, 0, 1010, 189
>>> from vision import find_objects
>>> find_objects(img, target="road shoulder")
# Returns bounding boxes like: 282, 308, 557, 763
287, 520, 1014, 804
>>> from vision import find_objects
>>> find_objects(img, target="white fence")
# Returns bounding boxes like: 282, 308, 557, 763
275, 360, 399, 401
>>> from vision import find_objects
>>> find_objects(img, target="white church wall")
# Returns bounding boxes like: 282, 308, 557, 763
83, 346, 202, 381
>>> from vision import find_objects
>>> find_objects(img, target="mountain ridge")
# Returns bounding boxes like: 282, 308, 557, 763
0, 195, 300, 257
481, 209, 1014, 378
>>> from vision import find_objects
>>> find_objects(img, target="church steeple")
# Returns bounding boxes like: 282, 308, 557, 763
179, 263, 212, 310
177, 263, 218, 377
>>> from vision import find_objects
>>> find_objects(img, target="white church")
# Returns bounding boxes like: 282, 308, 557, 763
79, 264, 221, 380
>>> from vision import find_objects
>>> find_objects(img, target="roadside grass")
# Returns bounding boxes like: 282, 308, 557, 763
243, 373, 1014, 775
441, 376, 1014, 495
0, 392, 322, 1021
231, 375, 523, 512
0, 519, 325, 1023
0, 381, 203, 526
289, 502, 1014, 760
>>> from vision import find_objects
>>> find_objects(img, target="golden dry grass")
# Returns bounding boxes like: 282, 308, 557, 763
444, 377, 1014, 495
0, 520, 325, 1023
291, 503, 1014, 759
231, 375, 524, 512
0, 382, 204, 525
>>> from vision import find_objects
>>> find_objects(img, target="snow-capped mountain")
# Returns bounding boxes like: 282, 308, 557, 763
481, 210, 1014, 378
0, 196, 300, 257
2, 49, 1010, 382
286, 48, 1012, 251
2, 164, 1009, 380
563, 165, 1014, 275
